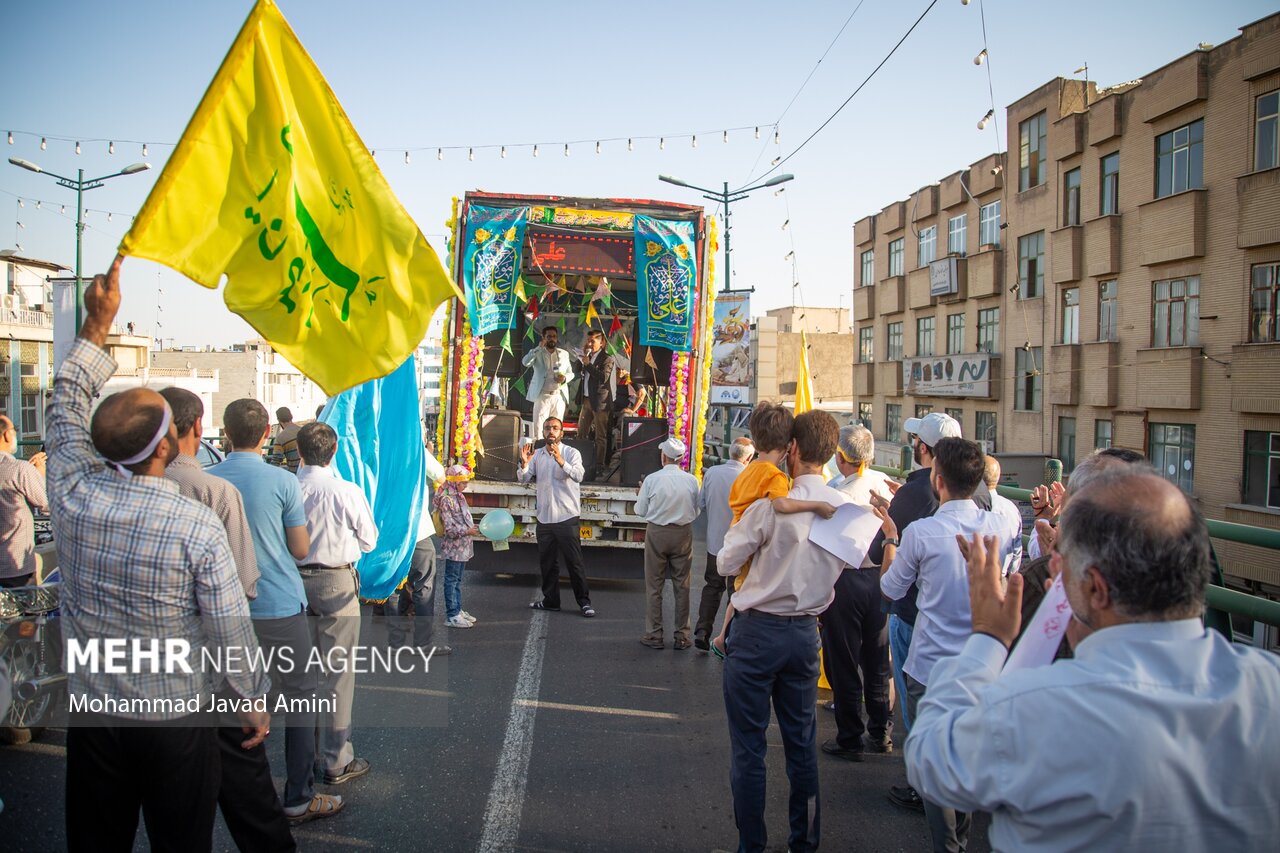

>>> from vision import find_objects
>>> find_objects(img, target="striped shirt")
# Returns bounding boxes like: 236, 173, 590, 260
166, 453, 261, 599
48, 338, 269, 719
269, 423, 300, 473
0, 451, 48, 579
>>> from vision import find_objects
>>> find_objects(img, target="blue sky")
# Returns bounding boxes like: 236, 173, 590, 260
2, 0, 1273, 346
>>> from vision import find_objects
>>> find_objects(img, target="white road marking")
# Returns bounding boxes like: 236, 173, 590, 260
517, 699, 679, 721
356, 684, 453, 698
477, 610, 548, 853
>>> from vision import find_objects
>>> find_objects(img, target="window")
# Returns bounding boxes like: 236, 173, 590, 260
1155, 119, 1204, 198
1095, 420, 1112, 450
1153, 276, 1200, 347
1250, 263, 1280, 343
1150, 423, 1195, 493
20, 393, 37, 435
1058, 416, 1077, 472
948, 214, 967, 256
1015, 347, 1042, 411
917, 226, 937, 267
1063, 168, 1081, 226
1098, 280, 1118, 342
944, 407, 964, 425
887, 322, 904, 361
886, 404, 902, 442
946, 313, 965, 354
977, 307, 1000, 353
1062, 288, 1080, 344
1256, 91, 1278, 172
979, 201, 1002, 248
19, 362, 36, 377
1100, 152, 1120, 215
976, 411, 997, 453
860, 249, 875, 287
857, 402, 873, 431
916, 316, 936, 357
858, 326, 874, 363
915, 404, 934, 419
1019, 111, 1048, 190
1243, 431, 1280, 509
1018, 231, 1045, 298
888, 239, 905, 277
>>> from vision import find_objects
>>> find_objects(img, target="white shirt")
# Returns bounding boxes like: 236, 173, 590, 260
717, 474, 851, 616
295, 465, 378, 567
634, 464, 700, 526
835, 468, 893, 567
989, 489, 1025, 570
416, 448, 446, 541
517, 443, 584, 524
522, 344, 574, 401
699, 459, 745, 555
907, 621, 1280, 852
880, 500, 1017, 685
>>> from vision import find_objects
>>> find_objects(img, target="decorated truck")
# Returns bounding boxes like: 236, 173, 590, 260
436, 191, 718, 575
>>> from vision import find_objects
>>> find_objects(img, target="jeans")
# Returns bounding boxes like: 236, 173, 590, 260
723, 609, 821, 853
889, 613, 915, 732
387, 538, 438, 649
443, 559, 466, 619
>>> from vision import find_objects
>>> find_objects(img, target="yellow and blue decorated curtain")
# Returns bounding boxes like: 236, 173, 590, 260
463, 205, 529, 337
634, 216, 697, 351
119, 0, 459, 396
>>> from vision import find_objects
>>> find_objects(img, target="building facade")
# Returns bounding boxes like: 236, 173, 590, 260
852, 14, 1280, 589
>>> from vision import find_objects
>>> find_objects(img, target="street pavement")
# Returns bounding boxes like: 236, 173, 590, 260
0, 549, 992, 852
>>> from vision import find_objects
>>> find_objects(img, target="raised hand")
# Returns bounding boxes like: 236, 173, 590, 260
81, 255, 123, 345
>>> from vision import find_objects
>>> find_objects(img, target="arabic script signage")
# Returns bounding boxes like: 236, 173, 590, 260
902, 352, 994, 398
524, 227, 634, 277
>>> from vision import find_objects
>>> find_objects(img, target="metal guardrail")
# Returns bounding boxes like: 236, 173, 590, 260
867, 463, 1280, 630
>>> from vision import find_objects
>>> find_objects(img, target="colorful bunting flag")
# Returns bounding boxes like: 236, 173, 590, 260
118, 0, 461, 396
609, 314, 622, 337
585, 300, 599, 327
500, 329, 513, 355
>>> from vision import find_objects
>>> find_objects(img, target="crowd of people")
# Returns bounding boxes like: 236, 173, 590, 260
5, 256, 1279, 852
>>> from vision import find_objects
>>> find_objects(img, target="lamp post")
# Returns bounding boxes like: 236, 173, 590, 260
658, 172, 794, 292
8, 157, 150, 331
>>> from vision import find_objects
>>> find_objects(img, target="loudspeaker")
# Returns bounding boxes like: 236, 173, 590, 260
620, 416, 666, 486
629, 344, 673, 386
481, 314, 526, 378
476, 409, 523, 480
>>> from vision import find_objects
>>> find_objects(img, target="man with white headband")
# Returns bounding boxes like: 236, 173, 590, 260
633, 436, 700, 650
47, 256, 271, 851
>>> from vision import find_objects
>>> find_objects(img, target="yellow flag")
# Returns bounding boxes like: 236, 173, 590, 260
584, 300, 599, 327
795, 330, 815, 414
119, 0, 460, 395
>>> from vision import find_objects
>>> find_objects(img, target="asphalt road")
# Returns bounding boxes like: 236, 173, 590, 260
0, 549, 991, 853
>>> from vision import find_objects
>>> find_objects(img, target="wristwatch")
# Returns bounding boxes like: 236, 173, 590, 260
883, 537, 900, 548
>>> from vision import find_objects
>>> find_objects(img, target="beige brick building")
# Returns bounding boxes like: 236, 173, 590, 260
852, 14, 1280, 589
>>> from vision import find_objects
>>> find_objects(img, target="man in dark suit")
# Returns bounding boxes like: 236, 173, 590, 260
577, 329, 615, 480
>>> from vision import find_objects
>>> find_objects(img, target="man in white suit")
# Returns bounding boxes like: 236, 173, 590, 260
523, 326, 574, 438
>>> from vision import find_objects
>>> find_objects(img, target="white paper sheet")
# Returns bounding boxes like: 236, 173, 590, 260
807, 503, 883, 568
1002, 574, 1071, 674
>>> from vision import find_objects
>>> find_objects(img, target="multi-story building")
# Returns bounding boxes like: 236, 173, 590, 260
151, 341, 326, 431
1, 253, 63, 444
852, 13, 1280, 590
417, 308, 446, 419
765, 305, 852, 334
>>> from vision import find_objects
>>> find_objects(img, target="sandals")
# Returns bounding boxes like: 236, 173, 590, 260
285, 793, 345, 825
529, 601, 561, 611
711, 637, 727, 661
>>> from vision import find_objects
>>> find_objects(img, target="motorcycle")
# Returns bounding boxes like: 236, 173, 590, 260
0, 569, 64, 741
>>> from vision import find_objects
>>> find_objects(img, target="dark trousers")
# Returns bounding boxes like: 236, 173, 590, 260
0, 572, 33, 588
905, 674, 971, 853
387, 537, 439, 649
66, 716, 219, 853
723, 610, 821, 853
535, 518, 591, 609
695, 552, 730, 641
579, 398, 611, 472
252, 611, 320, 809
216, 725, 297, 852
820, 567, 892, 749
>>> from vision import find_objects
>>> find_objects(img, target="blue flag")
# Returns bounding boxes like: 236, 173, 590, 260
321, 356, 425, 600
463, 205, 529, 337
634, 215, 697, 351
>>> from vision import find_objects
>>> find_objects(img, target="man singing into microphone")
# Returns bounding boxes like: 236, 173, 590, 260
522, 326, 574, 438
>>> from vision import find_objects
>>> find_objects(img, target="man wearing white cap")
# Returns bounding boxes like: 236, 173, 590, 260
633, 436, 701, 649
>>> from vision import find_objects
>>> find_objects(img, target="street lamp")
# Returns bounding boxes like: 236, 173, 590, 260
8, 156, 150, 330
658, 172, 794, 292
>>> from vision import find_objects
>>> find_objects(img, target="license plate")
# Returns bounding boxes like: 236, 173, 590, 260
580, 526, 594, 540
582, 499, 602, 514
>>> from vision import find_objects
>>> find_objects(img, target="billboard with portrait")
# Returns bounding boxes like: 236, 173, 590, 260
709, 291, 752, 404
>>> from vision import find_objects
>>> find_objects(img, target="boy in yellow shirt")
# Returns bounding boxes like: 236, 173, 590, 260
712, 402, 835, 656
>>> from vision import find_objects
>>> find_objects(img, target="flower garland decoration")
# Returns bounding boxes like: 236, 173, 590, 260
451, 315, 484, 474
437, 197, 462, 458
667, 352, 693, 469
690, 215, 719, 480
